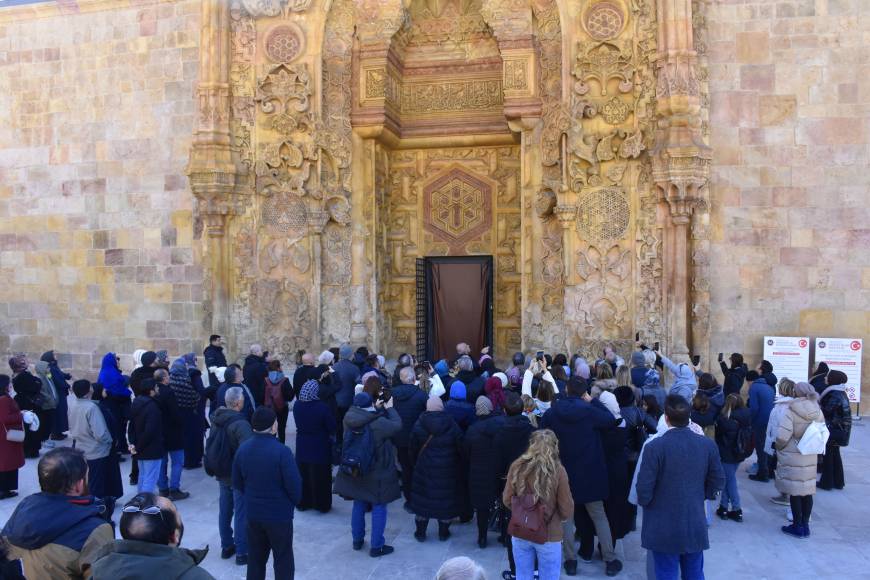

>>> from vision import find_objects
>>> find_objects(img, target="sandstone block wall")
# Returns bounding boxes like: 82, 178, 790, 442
706, 0, 870, 400
0, 0, 202, 378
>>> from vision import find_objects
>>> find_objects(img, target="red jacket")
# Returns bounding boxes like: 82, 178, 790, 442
0, 395, 25, 472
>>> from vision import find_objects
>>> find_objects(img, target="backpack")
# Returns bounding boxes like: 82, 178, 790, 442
734, 423, 754, 462
204, 415, 243, 478
339, 414, 377, 478
264, 377, 287, 412
628, 420, 647, 454
508, 492, 553, 544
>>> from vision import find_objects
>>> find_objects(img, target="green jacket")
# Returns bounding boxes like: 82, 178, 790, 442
90, 540, 214, 579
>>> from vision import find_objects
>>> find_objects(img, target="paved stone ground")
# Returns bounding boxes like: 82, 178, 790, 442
1, 416, 868, 579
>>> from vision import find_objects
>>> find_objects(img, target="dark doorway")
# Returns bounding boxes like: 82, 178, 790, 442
416, 256, 493, 362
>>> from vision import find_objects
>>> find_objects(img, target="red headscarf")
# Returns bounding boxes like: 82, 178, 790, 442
484, 377, 506, 411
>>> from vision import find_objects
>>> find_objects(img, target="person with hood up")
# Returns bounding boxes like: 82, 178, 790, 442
775, 382, 825, 538
484, 377, 507, 413
410, 396, 464, 543
33, 360, 59, 449
715, 394, 752, 523
463, 395, 506, 549
655, 351, 698, 404
629, 351, 657, 391
2, 447, 115, 579
9, 355, 43, 458
264, 359, 294, 445
168, 359, 200, 475
818, 370, 852, 491
203, 334, 228, 388
242, 345, 269, 406
181, 353, 208, 469
99, 352, 132, 456
746, 370, 775, 483
719, 353, 748, 397
758, 360, 778, 388
40, 351, 70, 441
333, 392, 402, 557
445, 381, 476, 432
0, 375, 24, 499
391, 366, 428, 509
766, 379, 796, 506
129, 352, 158, 394
809, 362, 829, 395
293, 380, 336, 513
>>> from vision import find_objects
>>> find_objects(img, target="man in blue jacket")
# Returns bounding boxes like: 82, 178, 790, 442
747, 370, 775, 482
233, 406, 302, 580
333, 343, 362, 440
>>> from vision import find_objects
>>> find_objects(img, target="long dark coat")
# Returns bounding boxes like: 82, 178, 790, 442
540, 396, 617, 504
409, 411, 464, 520
600, 425, 631, 540
493, 414, 535, 482
463, 413, 505, 510
333, 407, 402, 505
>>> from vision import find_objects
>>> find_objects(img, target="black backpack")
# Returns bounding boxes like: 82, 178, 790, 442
204, 415, 243, 478
734, 423, 754, 462
340, 414, 378, 478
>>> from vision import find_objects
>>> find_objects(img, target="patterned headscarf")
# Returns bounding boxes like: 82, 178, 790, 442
8, 355, 27, 375
475, 395, 494, 416
299, 379, 320, 402
169, 357, 199, 409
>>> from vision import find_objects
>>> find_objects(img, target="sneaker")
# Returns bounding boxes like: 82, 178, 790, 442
605, 559, 623, 576
352, 539, 364, 551
715, 506, 729, 520
727, 509, 743, 523
168, 489, 190, 501
781, 524, 806, 539
770, 493, 789, 506
369, 545, 394, 558
235, 554, 248, 566
220, 546, 236, 559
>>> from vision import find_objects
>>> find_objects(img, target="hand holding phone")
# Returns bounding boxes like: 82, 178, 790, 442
691, 355, 701, 366
653, 342, 660, 352
718, 352, 724, 363
635, 332, 640, 342
536, 350, 545, 362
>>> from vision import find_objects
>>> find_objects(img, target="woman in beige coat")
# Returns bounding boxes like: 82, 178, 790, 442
774, 381, 824, 539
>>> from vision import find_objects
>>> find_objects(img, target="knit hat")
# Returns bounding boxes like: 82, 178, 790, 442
318, 350, 335, 366
354, 392, 373, 408
299, 379, 320, 402
599, 391, 622, 420
251, 406, 277, 431
475, 395, 493, 416
8, 355, 27, 374
450, 381, 466, 400
339, 343, 354, 360
827, 370, 848, 386
794, 381, 818, 400
493, 372, 508, 388
140, 351, 157, 367
630, 351, 646, 367
434, 360, 449, 377
426, 396, 444, 412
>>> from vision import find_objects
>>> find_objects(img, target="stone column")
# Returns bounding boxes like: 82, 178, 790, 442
187, 0, 245, 337
650, 0, 711, 358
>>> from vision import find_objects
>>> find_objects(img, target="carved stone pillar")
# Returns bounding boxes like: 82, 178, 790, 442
187, 0, 246, 337
650, 0, 711, 358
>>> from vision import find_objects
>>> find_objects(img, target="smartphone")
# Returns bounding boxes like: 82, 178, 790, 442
718, 352, 724, 362
692, 355, 701, 366
653, 342, 660, 352
536, 350, 545, 362
635, 332, 640, 342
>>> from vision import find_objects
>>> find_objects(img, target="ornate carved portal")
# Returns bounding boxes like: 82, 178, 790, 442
189, 0, 709, 364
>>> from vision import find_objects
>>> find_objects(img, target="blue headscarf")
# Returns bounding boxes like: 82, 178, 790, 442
434, 360, 450, 378
299, 379, 320, 402
98, 352, 129, 397
450, 381, 466, 401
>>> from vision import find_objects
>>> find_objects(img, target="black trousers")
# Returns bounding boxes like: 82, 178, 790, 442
297, 460, 332, 513
247, 519, 294, 580
819, 443, 844, 489
789, 495, 813, 526
0, 470, 18, 493
476, 507, 490, 539
396, 446, 413, 503
105, 396, 131, 451
276, 407, 289, 445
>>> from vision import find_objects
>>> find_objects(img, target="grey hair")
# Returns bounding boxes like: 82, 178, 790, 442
224, 386, 244, 408
250, 344, 263, 355
457, 355, 474, 372
318, 350, 335, 366
399, 366, 416, 384
153, 368, 169, 382
435, 556, 487, 580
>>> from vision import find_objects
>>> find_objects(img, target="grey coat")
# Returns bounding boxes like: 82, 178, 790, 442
636, 427, 724, 555
334, 406, 402, 505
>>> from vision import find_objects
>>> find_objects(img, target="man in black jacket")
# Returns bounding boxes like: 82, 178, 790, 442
719, 353, 747, 397
154, 370, 189, 501
454, 356, 486, 404
243, 345, 269, 406
214, 366, 255, 421
204, 335, 228, 388
292, 353, 321, 399
332, 344, 361, 441
129, 379, 164, 495
391, 366, 428, 510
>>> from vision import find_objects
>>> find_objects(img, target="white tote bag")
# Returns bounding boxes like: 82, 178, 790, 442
797, 420, 829, 455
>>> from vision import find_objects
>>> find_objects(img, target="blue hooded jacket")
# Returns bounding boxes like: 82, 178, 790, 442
98, 352, 129, 397
444, 381, 475, 431
660, 355, 697, 403
2, 492, 110, 552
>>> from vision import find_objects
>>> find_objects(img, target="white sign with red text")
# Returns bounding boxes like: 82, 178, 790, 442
763, 336, 810, 384
815, 338, 862, 403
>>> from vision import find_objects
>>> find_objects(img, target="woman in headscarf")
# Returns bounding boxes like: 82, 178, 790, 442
462, 395, 505, 548
180, 353, 207, 469
98, 352, 132, 457
264, 359, 294, 445
484, 377, 506, 413
597, 390, 632, 549
33, 361, 59, 448
0, 375, 24, 498
293, 379, 336, 513
10, 355, 44, 458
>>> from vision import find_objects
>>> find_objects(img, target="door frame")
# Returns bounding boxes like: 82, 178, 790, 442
416, 255, 494, 363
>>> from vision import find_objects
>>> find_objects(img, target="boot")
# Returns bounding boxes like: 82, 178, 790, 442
414, 519, 427, 542
477, 533, 487, 549
727, 509, 743, 523
438, 521, 451, 541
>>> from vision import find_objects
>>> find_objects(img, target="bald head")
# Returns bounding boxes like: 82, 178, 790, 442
120, 493, 184, 546
456, 343, 471, 356
399, 366, 416, 385
301, 353, 315, 366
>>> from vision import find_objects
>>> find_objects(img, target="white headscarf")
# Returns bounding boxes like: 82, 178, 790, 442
599, 391, 625, 427
132, 349, 147, 370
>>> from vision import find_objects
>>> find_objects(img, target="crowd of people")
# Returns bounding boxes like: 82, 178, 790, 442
0, 337, 855, 580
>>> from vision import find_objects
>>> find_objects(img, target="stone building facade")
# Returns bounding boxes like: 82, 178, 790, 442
0, 0, 868, 401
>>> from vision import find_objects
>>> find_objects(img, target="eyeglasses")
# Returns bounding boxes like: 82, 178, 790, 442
122, 504, 166, 524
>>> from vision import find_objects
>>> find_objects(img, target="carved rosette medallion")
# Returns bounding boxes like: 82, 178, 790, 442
423, 167, 493, 252
576, 186, 630, 245
264, 24, 304, 63
583, 1, 627, 41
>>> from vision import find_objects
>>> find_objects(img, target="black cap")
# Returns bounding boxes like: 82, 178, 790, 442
251, 406, 277, 432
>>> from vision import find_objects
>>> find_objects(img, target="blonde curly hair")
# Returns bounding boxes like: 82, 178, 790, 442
507, 429, 561, 502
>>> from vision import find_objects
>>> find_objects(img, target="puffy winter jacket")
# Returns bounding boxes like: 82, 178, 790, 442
775, 398, 825, 496
463, 413, 505, 510
820, 387, 852, 447
390, 383, 427, 447
409, 411, 464, 520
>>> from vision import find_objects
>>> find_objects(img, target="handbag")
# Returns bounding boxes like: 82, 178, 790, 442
797, 420, 829, 455
508, 492, 554, 544
3, 423, 25, 443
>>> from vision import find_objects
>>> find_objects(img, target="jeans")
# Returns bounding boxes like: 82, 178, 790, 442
652, 551, 704, 580
247, 519, 294, 580
158, 449, 184, 491
352, 501, 387, 549
753, 428, 769, 479
512, 537, 561, 580
720, 462, 741, 510
137, 459, 161, 494
218, 482, 248, 555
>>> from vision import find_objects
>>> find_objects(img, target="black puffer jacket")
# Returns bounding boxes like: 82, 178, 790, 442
409, 411, 463, 520
12, 372, 42, 412
494, 414, 535, 482
455, 370, 485, 404
821, 389, 852, 447
620, 405, 657, 460
715, 407, 752, 464
391, 384, 427, 448
463, 413, 506, 510
719, 362, 747, 397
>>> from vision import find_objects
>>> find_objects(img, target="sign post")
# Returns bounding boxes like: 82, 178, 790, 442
763, 336, 811, 384
814, 338, 863, 419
